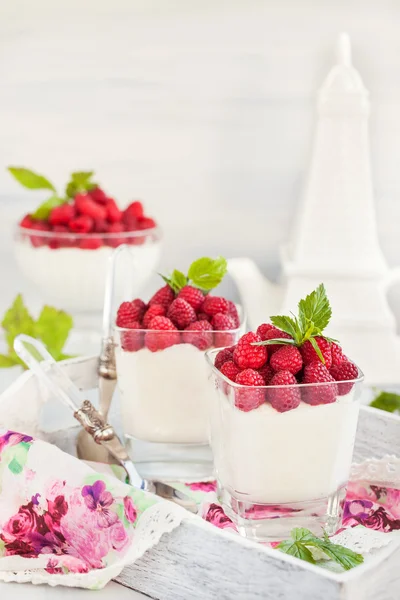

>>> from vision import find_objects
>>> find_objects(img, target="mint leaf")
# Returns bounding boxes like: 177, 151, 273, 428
188, 256, 227, 291
31, 195, 66, 220
370, 391, 400, 413
8, 167, 56, 192
277, 539, 315, 564
0, 354, 20, 368
315, 541, 364, 571
65, 171, 96, 198
34, 306, 73, 358
2, 295, 35, 351
309, 336, 325, 363
169, 270, 188, 293
270, 315, 299, 341
298, 284, 331, 334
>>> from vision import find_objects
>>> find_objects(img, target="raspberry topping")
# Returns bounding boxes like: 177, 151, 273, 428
330, 360, 358, 395
215, 347, 235, 370
220, 360, 241, 382
331, 342, 345, 367
143, 304, 166, 328
144, 316, 180, 352
202, 296, 229, 317
302, 362, 338, 405
148, 285, 175, 310
177, 286, 205, 311
256, 324, 292, 354
270, 345, 303, 375
120, 322, 143, 352
167, 298, 197, 329
268, 370, 301, 413
234, 369, 265, 412
233, 332, 268, 369
300, 337, 332, 370
182, 320, 213, 350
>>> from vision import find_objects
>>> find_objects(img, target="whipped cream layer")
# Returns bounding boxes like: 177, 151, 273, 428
115, 344, 211, 444
14, 241, 161, 312
210, 389, 359, 504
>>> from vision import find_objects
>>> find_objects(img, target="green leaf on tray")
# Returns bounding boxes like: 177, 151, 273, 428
31, 195, 67, 220
370, 391, 400, 413
0, 295, 74, 369
187, 256, 228, 291
8, 167, 56, 192
277, 528, 363, 571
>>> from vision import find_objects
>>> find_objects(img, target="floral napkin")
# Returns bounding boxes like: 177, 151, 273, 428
0, 430, 187, 589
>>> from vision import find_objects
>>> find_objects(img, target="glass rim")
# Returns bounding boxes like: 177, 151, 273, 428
205, 347, 365, 389
16, 223, 162, 239
114, 322, 244, 336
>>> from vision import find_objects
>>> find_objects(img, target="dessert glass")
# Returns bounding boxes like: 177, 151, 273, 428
14, 225, 162, 315
114, 309, 244, 480
206, 348, 364, 542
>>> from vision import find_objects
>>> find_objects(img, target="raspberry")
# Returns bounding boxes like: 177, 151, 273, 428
302, 362, 338, 405
125, 201, 144, 219
215, 347, 235, 370
212, 313, 236, 348
167, 298, 197, 329
300, 337, 332, 369
268, 370, 301, 413
149, 285, 175, 310
120, 321, 143, 352
182, 320, 213, 350
270, 345, 303, 375
177, 286, 204, 311
75, 193, 107, 220
257, 363, 274, 384
49, 204, 75, 226
20, 215, 34, 228
93, 218, 109, 233
116, 299, 146, 327
144, 316, 180, 351
138, 216, 156, 230
233, 332, 267, 369
27, 220, 50, 247
106, 222, 126, 248
330, 360, 358, 395
227, 301, 240, 328
143, 304, 166, 328
89, 187, 109, 205
79, 237, 102, 250
106, 198, 123, 223
202, 296, 229, 317
69, 215, 94, 233
197, 312, 211, 322
331, 342, 345, 367
234, 369, 265, 412
256, 324, 292, 354
220, 360, 241, 382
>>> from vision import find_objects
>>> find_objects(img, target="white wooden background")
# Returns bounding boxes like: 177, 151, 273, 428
1, 0, 400, 322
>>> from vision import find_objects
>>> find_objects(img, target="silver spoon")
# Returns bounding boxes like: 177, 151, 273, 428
14, 335, 197, 513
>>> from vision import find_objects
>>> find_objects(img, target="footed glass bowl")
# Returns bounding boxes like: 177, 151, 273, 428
205, 348, 364, 542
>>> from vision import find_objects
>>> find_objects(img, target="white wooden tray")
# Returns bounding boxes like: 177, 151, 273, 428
1, 356, 400, 600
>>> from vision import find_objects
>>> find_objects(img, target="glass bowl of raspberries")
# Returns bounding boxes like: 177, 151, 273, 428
113, 257, 245, 480
205, 285, 364, 542
14, 188, 161, 313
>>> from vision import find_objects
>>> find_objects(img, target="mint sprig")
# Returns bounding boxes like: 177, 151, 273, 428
0, 295, 74, 368
65, 171, 97, 198
277, 528, 363, 571
8, 167, 56, 192
255, 284, 335, 362
370, 390, 400, 414
161, 256, 228, 294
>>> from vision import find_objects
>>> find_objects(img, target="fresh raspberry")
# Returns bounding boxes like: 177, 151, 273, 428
69, 215, 94, 233
106, 198, 123, 223
215, 347, 235, 370
268, 370, 301, 413
105, 222, 126, 248
120, 321, 143, 352
143, 304, 166, 328
233, 332, 268, 369
197, 312, 211, 322
116, 299, 147, 326
270, 345, 303, 375
20, 214, 34, 228
330, 360, 358, 395
202, 296, 229, 317
256, 324, 292, 354
177, 286, 204, 311
89, 187, 109, 205
212, 313, 236, 347
331, 342, 345, 367
220, 360, 241, 382
300, 337, 332, 369
49, 204, 75, 226
26, 220, 50, 247
234, 369, 265, 412
93, 218, 109, 233
137, 216, 156, 230
75, 193, 107, 220
79, 237, 102, 250
257, 363, 274, 384
144, 316, 180, 351
149, 285, 175, 309
182, 320, 213, 350
125, 201, 144, 219
167, 298, 197, 329
227, 301, 240, 328
302, 362, 338, 405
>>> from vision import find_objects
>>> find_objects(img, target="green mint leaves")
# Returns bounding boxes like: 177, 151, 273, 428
277, 528, 363, 571
0, 295, 74, 368
8, 166, 98, 221
161, 256, 228, 293
8, 167, 56, 192
256, 284, 334, 360
370, 390, 400, 414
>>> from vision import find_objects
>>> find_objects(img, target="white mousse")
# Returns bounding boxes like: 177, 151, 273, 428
115, 344, 211, 444
210, 390, 359, 504
14, 241, 161, 312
